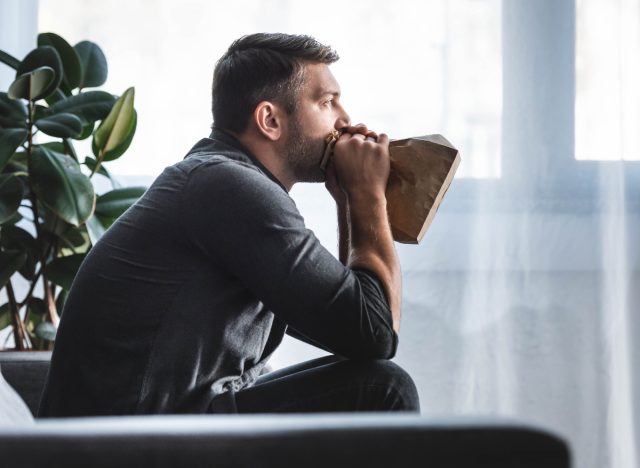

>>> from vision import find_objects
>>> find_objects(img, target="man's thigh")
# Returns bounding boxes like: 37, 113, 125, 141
254, 355, 344, 385
233, 356, 420, 413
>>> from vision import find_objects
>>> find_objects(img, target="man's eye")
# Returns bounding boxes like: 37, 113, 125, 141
323, 99, 333, 107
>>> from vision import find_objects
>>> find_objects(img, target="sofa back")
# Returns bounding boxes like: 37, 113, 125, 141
0, 352, 51, 416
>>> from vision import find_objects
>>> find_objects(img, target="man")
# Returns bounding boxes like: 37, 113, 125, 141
38, 33, 420, 416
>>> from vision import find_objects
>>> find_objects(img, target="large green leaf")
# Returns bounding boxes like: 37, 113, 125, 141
26, 311, 44, 338
15, 46, 63, 100
0, 128, 28, 172
102, 110, 136, 162
0, 225, 37, 251
62, 138, 80, 162
0, 174, 22, 224
0, 92, 28, 128
38, 32, 82, 91
40, 141, 66, 154
95, 186, 145, 218
56, 224, 90, 251
47, 253, 86, 290
93, 87, 136, 162
35, 112, 83, 138
76, 121, 95, 140
0, 50, 20, 70
0, 225, 38, 281
1, 211, 22, 226
0, 250, 27, 289
40, 205, 70, 238
85, 214, 106, 245
74, 41, 108, 88
0, 303, 11, 330
49, 91, 116, 123
55, 289, 67, 317
30, 146, 95, 226
8, 66, 56, 102
45, 89, 68, 107
33, 104, 50, 122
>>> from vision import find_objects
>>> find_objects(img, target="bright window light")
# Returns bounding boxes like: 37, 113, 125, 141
575, 0, 640, 161
39, 0, 502, 178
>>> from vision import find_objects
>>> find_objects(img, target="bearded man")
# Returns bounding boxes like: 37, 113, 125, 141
38, 33, 420, 416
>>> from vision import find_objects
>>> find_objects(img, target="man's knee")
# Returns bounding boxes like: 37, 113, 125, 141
348, 359, 421, 412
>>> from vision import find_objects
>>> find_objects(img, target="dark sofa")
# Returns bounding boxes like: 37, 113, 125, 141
0, 352, 571, 468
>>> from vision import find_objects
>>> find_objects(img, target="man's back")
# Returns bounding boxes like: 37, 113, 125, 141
38, 133, 289, 416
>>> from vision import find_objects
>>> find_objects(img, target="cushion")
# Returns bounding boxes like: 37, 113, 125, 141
0, 364, 34, 425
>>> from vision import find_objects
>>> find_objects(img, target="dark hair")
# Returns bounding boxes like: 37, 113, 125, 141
211, 33, 339, 133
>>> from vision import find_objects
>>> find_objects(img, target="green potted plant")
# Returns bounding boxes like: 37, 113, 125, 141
0, 32, 146, 351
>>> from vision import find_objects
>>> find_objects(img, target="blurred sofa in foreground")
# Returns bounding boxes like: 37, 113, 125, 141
0, 351, 570, 468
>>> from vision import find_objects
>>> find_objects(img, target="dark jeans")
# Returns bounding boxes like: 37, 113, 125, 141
227, 355, 420, 413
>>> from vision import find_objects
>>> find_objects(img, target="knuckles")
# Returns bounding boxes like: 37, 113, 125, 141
335, 138, 388, 160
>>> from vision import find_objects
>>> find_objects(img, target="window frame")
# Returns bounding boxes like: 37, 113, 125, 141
445, 0, 639, 214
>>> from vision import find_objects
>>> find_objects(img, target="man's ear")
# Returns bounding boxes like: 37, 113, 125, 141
253, 101, 283, 141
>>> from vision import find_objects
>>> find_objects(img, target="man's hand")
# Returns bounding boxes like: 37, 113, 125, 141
324, 123, 380, 204
331, 124, 387, 199
326, 123, 401, 333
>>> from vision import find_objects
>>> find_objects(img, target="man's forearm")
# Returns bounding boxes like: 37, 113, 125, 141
337, 201, 350, 265
346, 192, 401, 332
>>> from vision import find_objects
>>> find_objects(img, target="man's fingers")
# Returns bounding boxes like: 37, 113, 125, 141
344, 124, 370, 136
342, 125, 379, 141
338, 125, 386, 147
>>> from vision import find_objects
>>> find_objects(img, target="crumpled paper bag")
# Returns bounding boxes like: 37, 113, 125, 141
387, 135, 460, 244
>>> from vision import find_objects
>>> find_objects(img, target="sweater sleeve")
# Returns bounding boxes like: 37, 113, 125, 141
180, 160, 398, 359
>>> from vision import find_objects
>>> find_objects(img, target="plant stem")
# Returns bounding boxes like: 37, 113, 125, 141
18, 267, 42, 308
90, 148, 105, 178
44, 280, 59, 327
26, 100, 40, 239
6, 281, 27, 350
18, 235, 57, 308
25, 99, 60, 333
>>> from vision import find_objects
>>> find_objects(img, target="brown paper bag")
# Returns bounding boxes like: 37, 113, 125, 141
387, 135, 460, 244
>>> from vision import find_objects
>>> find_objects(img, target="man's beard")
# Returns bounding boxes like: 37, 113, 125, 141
285, 118, 326, 183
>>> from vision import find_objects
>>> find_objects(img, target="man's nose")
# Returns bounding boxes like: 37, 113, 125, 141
335, 108, 351, 130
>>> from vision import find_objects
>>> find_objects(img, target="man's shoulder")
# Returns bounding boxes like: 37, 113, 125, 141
178, 150, 261, 177
175, 136, 293, 214
178, 151, 304, 237
178, 152, 293, 213
181, 152, 277, 193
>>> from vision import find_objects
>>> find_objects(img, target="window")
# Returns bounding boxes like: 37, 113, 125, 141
575, 0, 640, 161
38, 0, 502, 179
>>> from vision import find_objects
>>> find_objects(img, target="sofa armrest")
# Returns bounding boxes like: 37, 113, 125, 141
0, 352, 51, 416
0, 414, 570, 468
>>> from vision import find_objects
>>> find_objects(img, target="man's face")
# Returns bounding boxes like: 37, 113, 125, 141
284, 63, 350, 183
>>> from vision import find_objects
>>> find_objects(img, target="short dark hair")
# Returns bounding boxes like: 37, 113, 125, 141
211, 33, 339, 133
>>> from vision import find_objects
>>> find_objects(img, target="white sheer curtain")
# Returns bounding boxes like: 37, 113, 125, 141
289, 3, 639, 467
13, 1, 640, 467
393, 3, 638, 468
